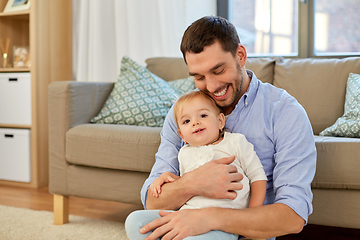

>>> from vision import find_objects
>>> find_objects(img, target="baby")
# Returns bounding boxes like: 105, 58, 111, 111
125, 90, 267, 239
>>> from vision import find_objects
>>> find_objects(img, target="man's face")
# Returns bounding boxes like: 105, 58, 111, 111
186, 41, 243, 115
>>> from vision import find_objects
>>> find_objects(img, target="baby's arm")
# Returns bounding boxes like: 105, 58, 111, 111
248, 180, 267, 208
149, 172, 180, 198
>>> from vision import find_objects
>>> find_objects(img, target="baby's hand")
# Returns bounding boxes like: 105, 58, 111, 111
149, 172, 179, 198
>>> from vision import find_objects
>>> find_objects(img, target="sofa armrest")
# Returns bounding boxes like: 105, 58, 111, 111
48, 81, 114, 128
48, 81, 114, 195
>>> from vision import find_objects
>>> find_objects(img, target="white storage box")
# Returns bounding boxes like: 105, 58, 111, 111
0, 128, 31, 182
0, 72, 32, 125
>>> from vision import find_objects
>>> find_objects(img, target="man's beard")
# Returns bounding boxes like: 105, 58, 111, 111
216, 62, 243, 110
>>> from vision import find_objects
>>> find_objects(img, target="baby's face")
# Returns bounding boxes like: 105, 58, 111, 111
177, 96, 224, 147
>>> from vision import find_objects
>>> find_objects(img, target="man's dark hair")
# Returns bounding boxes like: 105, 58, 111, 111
180, 16, 240, 63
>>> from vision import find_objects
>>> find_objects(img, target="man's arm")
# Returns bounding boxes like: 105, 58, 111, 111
149, 172, 180, 198
140, 107, 184, 209
146, 175, 193, 210
146, 156, 243, 210
212, 203, 304, 238
141, 203, 304, 239
209, 203, 304, 238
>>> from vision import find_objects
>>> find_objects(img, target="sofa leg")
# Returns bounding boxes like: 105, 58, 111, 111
53, 194, 69, 225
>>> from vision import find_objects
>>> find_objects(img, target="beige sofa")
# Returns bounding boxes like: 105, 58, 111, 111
49, 57, 360, 229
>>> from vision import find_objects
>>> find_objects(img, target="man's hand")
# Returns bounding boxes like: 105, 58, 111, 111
141, 209, 213, 240
184, 155, 243, 200
146, 155, 243, 210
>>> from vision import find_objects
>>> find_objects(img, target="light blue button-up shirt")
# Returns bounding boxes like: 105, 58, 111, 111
141, 70, 316, 227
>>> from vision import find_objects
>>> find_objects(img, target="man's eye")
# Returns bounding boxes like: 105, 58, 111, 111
195, 76, 205, 81
214, 69, 224, 75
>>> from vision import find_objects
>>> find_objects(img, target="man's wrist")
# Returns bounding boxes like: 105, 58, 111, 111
180, 171, 201, 197
202, 207, 230, 232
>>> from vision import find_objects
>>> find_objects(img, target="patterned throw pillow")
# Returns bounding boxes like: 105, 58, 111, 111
91, 56, 183, 127
319, 73, 360, 137
168, 76, 195, 95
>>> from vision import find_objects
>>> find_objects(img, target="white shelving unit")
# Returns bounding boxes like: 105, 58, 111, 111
0, 0, 72, 188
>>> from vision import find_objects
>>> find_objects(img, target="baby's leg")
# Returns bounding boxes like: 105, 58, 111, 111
184, 230, 238, 240
125, 210, 237, 240
125, 210, 164, 240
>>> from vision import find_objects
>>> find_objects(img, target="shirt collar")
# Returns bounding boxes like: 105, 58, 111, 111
231, 69, 259, 112
243, 70, 259, 107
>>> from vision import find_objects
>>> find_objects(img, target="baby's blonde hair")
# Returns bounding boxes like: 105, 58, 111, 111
173, 91, 221, 130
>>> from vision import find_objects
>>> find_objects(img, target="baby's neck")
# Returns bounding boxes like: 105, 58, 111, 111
209, 132, 224, 145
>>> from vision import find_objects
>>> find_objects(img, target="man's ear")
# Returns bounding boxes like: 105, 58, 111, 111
237, 44, 247, 68
219, 113, 226, 130
178, 129, 187, 144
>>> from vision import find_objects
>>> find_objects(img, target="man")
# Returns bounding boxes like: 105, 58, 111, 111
139, 16, 316, 240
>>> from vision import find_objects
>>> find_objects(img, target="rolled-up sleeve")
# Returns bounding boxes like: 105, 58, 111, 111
272, 94, 317, 223
140, 107, 184, 209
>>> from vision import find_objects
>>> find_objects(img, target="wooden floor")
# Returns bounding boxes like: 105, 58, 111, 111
1, 184, 360, 239
0, 185, 142, 223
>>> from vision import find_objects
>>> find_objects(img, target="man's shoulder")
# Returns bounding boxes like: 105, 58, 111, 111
254, 81, 308, 126
258, 81, 299, 107
259, 81, 285, 97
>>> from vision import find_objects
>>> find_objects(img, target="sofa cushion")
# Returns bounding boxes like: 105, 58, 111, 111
319, 73, 360, 138
246, 57, 276, 84
66, 124, 161, 173
312, 135, 360, 190
91, 56, 180, 127
273, 57, 360, 135
146, 57, 190, 81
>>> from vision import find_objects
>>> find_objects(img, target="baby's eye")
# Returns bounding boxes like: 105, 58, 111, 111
200, 114, 207, 118
183, 119, 190, 124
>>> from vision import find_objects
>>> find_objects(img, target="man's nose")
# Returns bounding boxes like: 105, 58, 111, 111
206, 75, 222, 93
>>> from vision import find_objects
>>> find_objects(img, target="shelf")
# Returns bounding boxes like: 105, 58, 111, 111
0, 68, 30, 72
0, 124, 31, 129
0, 10, 29, 19
0, 10, 30, 15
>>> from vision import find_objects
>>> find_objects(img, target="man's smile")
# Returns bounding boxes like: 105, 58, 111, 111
212, 85, 229, 100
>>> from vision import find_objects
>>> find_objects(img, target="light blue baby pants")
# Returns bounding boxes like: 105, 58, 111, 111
125, 209, 239, 240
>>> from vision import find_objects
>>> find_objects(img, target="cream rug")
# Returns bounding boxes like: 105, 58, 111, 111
0, 205, 129, 240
